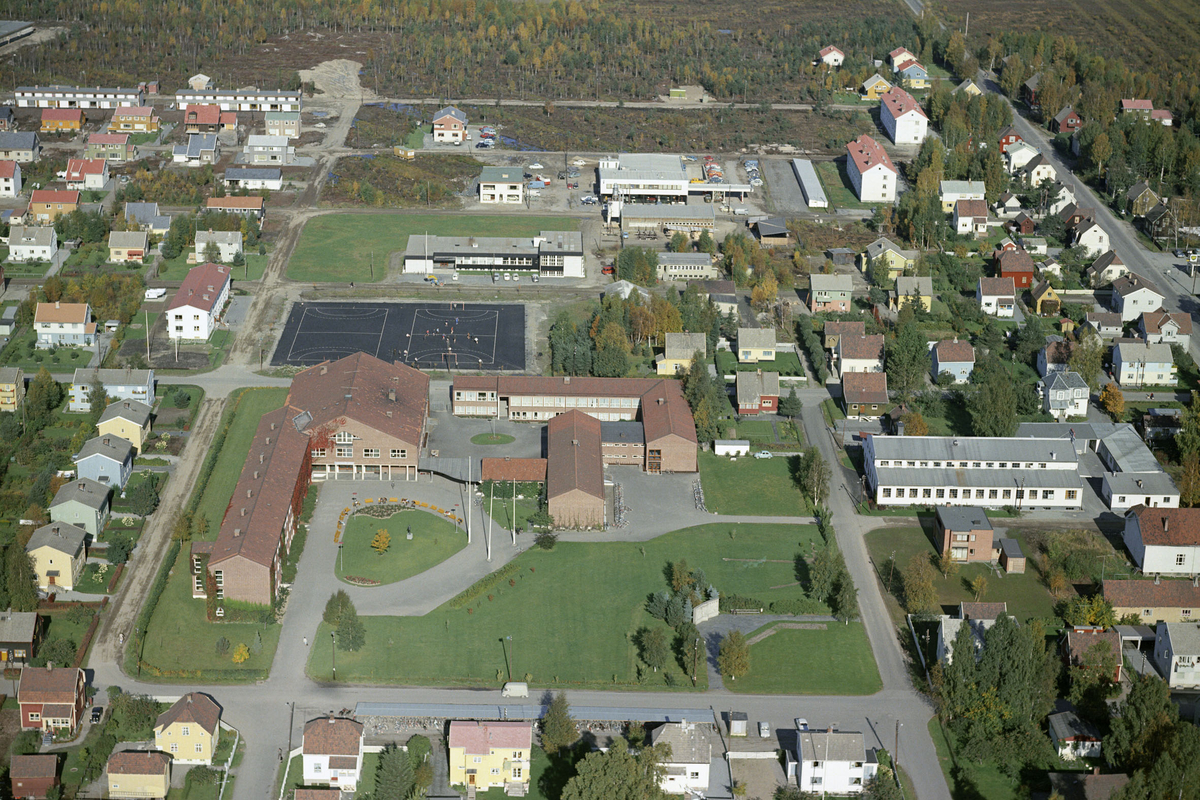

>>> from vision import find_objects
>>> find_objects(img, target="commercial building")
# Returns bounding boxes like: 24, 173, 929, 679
864, 435, 1084, 509
478, 167, 523, 204
599, 153, 690, 201
16, 85, 144, 109
845, 135, 897, 203
175, 88, 301, 112
657, 252, 718, 281
546, 410, 606, 528
618, 204, 716, 231
403, 231, 584, 278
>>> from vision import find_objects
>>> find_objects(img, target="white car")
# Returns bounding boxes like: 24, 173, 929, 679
528, 162, 544, 170
753, 451, 773, 459
504, 273, 512, 281
759, 721, 770, 738
571, 158, 586, 166
795, 718, 809, 731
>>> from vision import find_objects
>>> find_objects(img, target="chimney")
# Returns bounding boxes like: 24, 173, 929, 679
246, 489, 252, 498
388, 389, 396, 402
253, 470, 259, 479
271, 422, 277, 431
234, 528, 241, 536
47, 662, 53, 671
1165, 517, 1170, 532
240, 507, 246, 516
563, 376, 571, 385
320, 366, 327, 375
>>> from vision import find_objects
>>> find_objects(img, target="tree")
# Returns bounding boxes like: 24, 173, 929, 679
863, 770, 903, 800
937, 550, 959, 580
717, 630, 750, 680
541, 692, 576, 755
1090, 132, 1112, 176
1179, 392, 1200, 460
902, 554, 939, 615
797, 447, 832, 507
751, 272, 778, 310
376, 743, 415, 800
215, 637, 230, 656
173, 389, 192, 409
87, 381, 107, 423
1060, 595, 1117, 628
26, 368, 64, 421
901, 410, 928, 436
778, 386, 803, 418
1068, 335, 1104, 390
640, 627, 669, 673
1106, 672, 1179, 771
809, 539, 845, 604
203, 240, 221, 263
561, 738, 668, 800
968, 362, 1019, 437
324, 590, 353, 625
372, 529, 391, 555
887, 321, 931, 401
669, 231, 690, 253
128, 479, 159, 516
970, 574, 988, 601
337, 604, 366, 651
835, 578, 859, 623
697, 229, 716, 256
1069, 640, 1120, 723
1181, 454, 1200, 507
1101, 382, 1125, 419
106, 533, 135, 564
231, 643, 250, 664
250, 630, 263, 654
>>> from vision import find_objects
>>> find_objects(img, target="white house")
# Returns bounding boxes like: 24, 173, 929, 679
1123, 506, 1200, 576
7, 226, 57, 262
302, 717, 364, 792
1087, 251, 1128, 287
1154, 622, 1200, 689
1074, 220, 1110, 257
1140, 311, 1192, 348
1041, 371, 1089, 421
796, 730, 877, 796
864, 435, 1084, 509
64, 158, 108, 190
194, 230, 243, 263
1048, 181, 1077, 217
478, 166, 523, 205
0, 160, 22, 197
1022, 153, 1058, 185
977, 277, 1016, 318
34, 301, 95, 348
940, 180, 986, 213
168, 263, 232, 341
223, 167, 283, 191
953, 200, 989, 236
1048, 712, 1102, 761
836, 335, 885, 377
1103, 471, 1180, 513
993, 192, 1022, 218
1114, 341, 1176, 387
1004, 142, 1040, 174
845, 135, 896, 203
432, 106, 468, 143
817, 45, 845, 67
68, 368, 155, 413
244, 135, 294, 165
879, 87, 927, 145
648, 722, 711, 795
1112, 273, 1165, 322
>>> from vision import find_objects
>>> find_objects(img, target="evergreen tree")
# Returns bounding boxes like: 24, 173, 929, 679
87, 382, 108, 424
561, 738, 668, 800
375, 743, 415, 800
541, 692, 576, 755
6, 546, 38, 612
834, 579, 859, 623
777, 387, 803, 418
323, 590, 353, 626
336, 604, 366, 651
640, 627, 669, 673
887, 321, 931, 401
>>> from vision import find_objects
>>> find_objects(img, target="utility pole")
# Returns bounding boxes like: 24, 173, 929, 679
145, 308, 150, 363
330, 631, 336, 681
895, 720, 902, 770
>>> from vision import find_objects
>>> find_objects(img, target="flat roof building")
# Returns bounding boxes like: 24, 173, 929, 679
403, 231, 584, 278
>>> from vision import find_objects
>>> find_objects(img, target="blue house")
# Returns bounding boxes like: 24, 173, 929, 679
931, 339, 975, 384
73, 435, 133, 489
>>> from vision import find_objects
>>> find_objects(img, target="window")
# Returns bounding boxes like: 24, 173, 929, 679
1144, 609, 1153, 616
879, 460, 889, 467
29, 712, 40, 721
1003, 490, 1012, 499
923, 488, 932, 498
336, 446, 353, 458
314, 763, 322, 774
1042, 490, 1054, 499
1184, 609, 1193, 619
182, 725, 190, 736
334, 431, 353, 444
882, 488, 892, 498
989, 490, 998, 499
1066, 490, 1077, 500
975, 489, 985, 499
909, 488, 918, 498
312, 448, 327, 458
512, 767, 523, 779
999, 463, 1008, 468
949, 489, 958, 499
972, 462, 981, 468
812, 778, 823, 786
170, 743, 179, 753
1177, 553, 1187, 566
936, 489, 945, 498
391, 449, 403, 458
1038, 463, 1047, 469
473, 757, 482, 764
196, 743, 204, 753
492, 769, 501, 775
363, 448, 380, 458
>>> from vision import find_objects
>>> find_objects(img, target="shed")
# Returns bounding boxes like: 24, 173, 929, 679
714, 440, 751, 457
998, 537, 1025, 573
729, 711, 749, 737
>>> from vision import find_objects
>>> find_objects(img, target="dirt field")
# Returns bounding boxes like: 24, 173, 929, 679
321, 153, 481, 208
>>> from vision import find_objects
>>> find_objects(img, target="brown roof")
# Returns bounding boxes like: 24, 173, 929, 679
30, 190, 80, 205
640, 379, 698, 446
206, 196, 264, 210
959, 602, 1008, 620
955, 199, 988, 219
998, 248, 1035, 274
42, 109, 84, 122
933, 339, 975, 364
35, 302, 90, 324
825, 320, 866, 338
106, 751, 171, 775
1043, 340, 1074, 365
295, 791, 342, 800
154, 692, 220, 736
186, 104, 222, 125
978, 277, 1015, 297
10, 754, 57, 779
448, 721, 533, 755
839, 334, 885, 361
1112, 272, 1162, 298
303, 717, 364, 756
1141, 310, 1192, 336
1130, 506, 1200, 547
329, 756, 358, 769
480, 457, 547, 482
1104, 579, 1200, 608
842, 372, 889, 405
546, 410, 605, 502
18, 666, 81, 704
846, 134, 897, 176
1064, 626, 1120, 664
168, 263, 231, 312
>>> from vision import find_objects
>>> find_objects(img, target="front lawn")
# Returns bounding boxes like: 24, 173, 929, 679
815, 159, 880, 211
715, 350, 806, 377
724, 621, 881, 695
75, 563, 118, 594
697, 451, 811, 516
0, 327, 93, 372
307, 522, 831, 688
157, 252, 269, 282
336, 509, 466, 586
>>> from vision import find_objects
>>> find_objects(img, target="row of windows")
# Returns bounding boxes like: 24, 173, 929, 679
168, 742, 205, 753
511, 395, 638, 408
312, 448, 408, 459
879, 459, 1055, 470
881, 487, 1077, 501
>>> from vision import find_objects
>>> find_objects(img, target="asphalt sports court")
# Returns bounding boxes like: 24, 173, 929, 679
273, 302, 526, 370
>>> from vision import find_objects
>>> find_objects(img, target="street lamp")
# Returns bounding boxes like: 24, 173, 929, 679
504, 635, 513, 682
330, 630, 337, 681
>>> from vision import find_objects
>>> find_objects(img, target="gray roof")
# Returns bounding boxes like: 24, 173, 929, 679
864, 237, 917, 261
1162, 622, 1200, 654
108, 230, 148, 249
876, 465, 1083, 491
0, 366, 21, 384
810, 274, 852, 292
663, 332, 707, 360
998, 538, 1024, 559
936, 506, 992, 532
0, 131, 38, 150
1104, 470, 1177, 496
658, 253, 712, 268
264, 111, 300, 121
1016, 421, 1124, 442
1098, 425, 1161, 474
478, 166, 522, 184
600, 421, 644, 446
737, 327, 776, 350
434, 106, 468, 124
75, 435, 133, 464
26, 521, 87, 556
621, 204, 717, 222
1044, 371, 1088, 392
870, 436, 1079, 464
224, 167, 282, 181
72, 368, 153, 387
98, 398, 152, 427
649, 722, 711, 765
196, 229, 243, 246
8, 226, 55, 248
173, 133, 217, 159
896, 276, 933, 296
123, 202, 171, 230
0, 609, 37, 643
49, 478, 111, 511
797, 730, 866, 763
736, 370, 781, 406
940, 180, 986, 196
1049, 711, 1101, 744
938, 616, 997, 660
756, 218, 788, 238
1114, 341, 1173, 365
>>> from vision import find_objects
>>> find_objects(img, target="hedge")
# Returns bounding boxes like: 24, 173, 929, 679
448, 562, 524, 610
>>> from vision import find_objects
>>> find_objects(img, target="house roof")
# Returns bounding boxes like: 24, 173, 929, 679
168, 262, 232, 313
303, 717, 364, 756
933, 339, 975, 364
206, 196, 264, 211
1064, 626, 1121, 664
98, 399, 153, 428
1042, 339, 1074, 365
1161, 621, 1200, 654
978, 276, 1016, 298
115, 106, 157, 119
265, 111, 300, 121
846, 134, 897, 176
42, 108, 83, 122
1024, 73, 1041, 92
0, 610, 38, 644
10, 226, 55, 248
839, 334, 885, 361
1114, 341, 1172, 365
936, 505, 992, 533
196, 230, 242, 246
1049, 711, 1101, 743
797, 730, 866, 763
25, 521, 87, 557
663, 332, 708, 361
10, 754, 58, 779
175, 133, 218, 159
30, 189, 79, 205
18, 666, 81, 703
1032, 280, 1058, 302
108, 230, 148, 250
448, 720, 532, 754
862, 74, 892, 90
65, 158, 105, 179
1076, 219, 1106, 239
1045, 371, 1088, 392
955, 199, 988, 219
1122, 99, 1153, 111
1126, 181, 1153, 201
952, 79, 979, 94
825, 320, 866, 338
480, 457, 547, 482
818, 45, 844, 58
479, 166, 522, 183
895, 275, 933, 296
1141, 310, 1192, 336
889, 46, 915, 60
71, 367, 153, 388
106, 751, 171, 775
49, 478, 110, 511
998, 248, 1035, 274
0, 131, 38, 150
880, 86, 926, 120
1022, 153, 1052, 175
810, 274, 853, 293
76, 435, 133, 465
1090, 251, 1124, 274
433, 106, 468, 125
842, 371, 888, 405
546, 409, 605, 502
0, 160, 15, 179
185, 104, 222, 125
1053, 106, 1080, 123
737, 370, 781, 406
155, 692, 221, 736
959, 601, 1007, 620
225, 167, 282, 182
0, 366, 20, 384
869, 435, 1078, 463
864, 236, 917, 262
998, 537, 1024, 559
88, 133, 129, 145
649, 722, 711, 764
899, 62, 928, 77
1104, 578, 1200, 608
1151, 109, 1173, 122
738, 327, 776, 350
1130, 506, 1200, 547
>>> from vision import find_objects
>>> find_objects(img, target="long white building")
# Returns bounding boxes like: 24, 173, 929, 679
404, 231, 584, 278
175, 88, 301, 112
864, 434, 1084, 509
791, 159, 829, 209
16, 85, 144, 109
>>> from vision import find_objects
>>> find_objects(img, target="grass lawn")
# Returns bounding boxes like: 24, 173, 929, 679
287, 213, 579, 283
725, 622, 881, 695
864, 526, 1061, 623
307, 522, 831, 688
928, 718, 1018, 800
75, 562, 118, 594
0, 327, 93, 372
815, 159, 881, 211
471, 433, 515, 445
735, 419, 777, 444
698, 451, 811, 516
157, 252, 269, 282
110, 471, 161, 513
336, 509, 466, 586
715, 350, 806, 377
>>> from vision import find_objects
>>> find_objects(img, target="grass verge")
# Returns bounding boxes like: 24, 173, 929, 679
336, 509, 466, 586
697, 451, 811, 516
725, 621, 881, 695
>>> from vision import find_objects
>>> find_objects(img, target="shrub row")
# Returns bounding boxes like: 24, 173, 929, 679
74, 610, 103, 669
449, 562, 524, 609
106, 563, 125, 593
135, 662, 270, 683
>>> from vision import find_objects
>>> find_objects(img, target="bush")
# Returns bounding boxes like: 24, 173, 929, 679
107, 534, 135, 564
172, 390, 192, 409
31, 637, 77, 668
448, 562, 523, 609
128, 479, 159, 516
533, 531, 557, 550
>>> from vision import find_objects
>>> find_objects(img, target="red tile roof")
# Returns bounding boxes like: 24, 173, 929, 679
481, 457, 547, 482
998, 248, 1035, 274
839, 334, 885, 361
168, 262, 231, 312
42, 109, 83, 122
11, 754, 58, 779
448, 721, 533, 755
889, 46, 915, 60
1104, 578, 1200, 608
1130, 506, 1200, 547
846, 135, 897, 176
819, 45, 844, 58
0, 161, 16, 178
842, 372, 889, 405
825, 321, 866, 338
547, 409, 605, 502
933, 339, 975, 363
1064, 626, 1120, 664
88, 133, 129, 145
30, 189, 79, 205
17, 667, 81, 704
955, 199, 988, 219
36, 302, 90, 324
66, 158, 106, 179
207, 196, 264, 211
303, 717, 363, 756
978, 277, 1015, 297
106, 751, 171, 775
1121, 99, 1153, 111
186, 104, 222, 125
880, 87, 926, 120
1141, 310, 1192, 336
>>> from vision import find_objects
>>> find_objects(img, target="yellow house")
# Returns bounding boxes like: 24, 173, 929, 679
106, 751, 171, 799
0, 367, 24, 412
1105, 579, 1200, 624
154, 692, 221, 764
861, 237, 917, 282
25, 522, 87, 591
658, 332, 708, 376
97, 399, 153, 452
448, 721, 532, 792
40, 109, 85, 133
894, 276, 933, 312
736, 327, 776, 363
862, 74, 893, 101
1032, 280, 1061, 315
109, 107, 160, 133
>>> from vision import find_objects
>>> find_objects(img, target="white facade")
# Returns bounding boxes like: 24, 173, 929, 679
403, 231, 584, 278
1114, 285, 1164, 323
478, 167, 524, 204
1154, 623, 1200, 689
223, 168, 283, 191
302, 751, 362, 792
168, 264, 232, 341
599, 154, 690, 200
64, 158, 108, 190
1114, 342, 1176, 387
194, 231, 243, 264
244, 135, 294, 165
7, 226, 57, 262
865, 435, 1084, 509
175, 89, 301, 112
879, 88, 928, 145
16, 85, 143, 109
1041, 372, 1088, 421
1123, 508, 1200, 576
796, 731, 876, 796
1004, 143, 1039, 174
941, 180, 987, 211
977, 278, 1016, 318
0, 161, 22, 197
846, 148, 896, 203
1075, 222, 1110, 257
714, 440, 751, 456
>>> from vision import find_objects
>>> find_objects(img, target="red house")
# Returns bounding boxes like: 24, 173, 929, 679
1052, 106, 1083, 134
18, 666, 86, 732
998, 248, 1036, 289
1009, 212, 1036, 235
10, 755, 58, 799
998, 126, 1023, 150
736, 370, 780, 415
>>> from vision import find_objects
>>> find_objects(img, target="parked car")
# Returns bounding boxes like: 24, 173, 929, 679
504, 273, 512, 281
602, 264, 616, 275
91, 706, 104, 724
759, 721, 770, 738
572, 158, 586, 166
795, 718, 809, 731
1175, 249, 1188, 258
528, 162, 544, 170
476, 142, 492, 149
581, 196, 597, 205
753, 451, 773, 459
531, 275, 539, 282
492, 272, 500, 282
